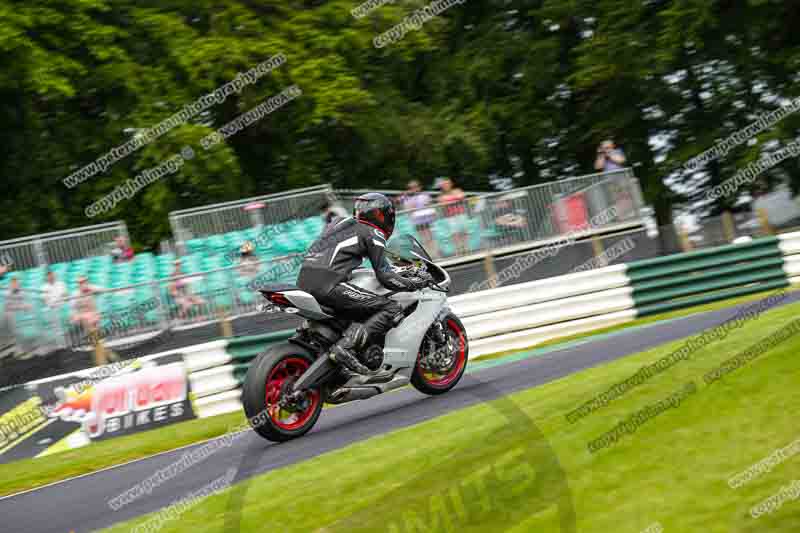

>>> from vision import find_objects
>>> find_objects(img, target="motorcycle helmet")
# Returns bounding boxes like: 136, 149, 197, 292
354, 192, 395, 238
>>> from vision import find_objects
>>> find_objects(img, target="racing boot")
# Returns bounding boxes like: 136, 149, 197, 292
329, 324, 393, 382
343, 344, 394, 384
328, 323, 372, 375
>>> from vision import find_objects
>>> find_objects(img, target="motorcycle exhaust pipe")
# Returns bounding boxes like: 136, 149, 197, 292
328, 386, 381, 404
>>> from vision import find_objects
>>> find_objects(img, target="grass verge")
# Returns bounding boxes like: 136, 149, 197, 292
0, 410, 249, 498
103, 297, 800, 532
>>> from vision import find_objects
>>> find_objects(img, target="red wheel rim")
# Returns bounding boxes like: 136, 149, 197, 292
264, 357, 320, 431
419, 319, 466, 387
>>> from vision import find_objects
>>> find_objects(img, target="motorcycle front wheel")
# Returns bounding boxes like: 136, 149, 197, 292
411, 313, 469, 395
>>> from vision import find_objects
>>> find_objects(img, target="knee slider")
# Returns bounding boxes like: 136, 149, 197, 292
344, 323, 369, 349
388, 303, 404, 325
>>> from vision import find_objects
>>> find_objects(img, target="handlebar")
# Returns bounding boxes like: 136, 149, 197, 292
428, 282, 449, 293
383, 276, 449, 298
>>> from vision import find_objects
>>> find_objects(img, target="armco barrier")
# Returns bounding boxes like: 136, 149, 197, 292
778, 230, 800, 284
452, 265, 637, 357
627, 237, 789, 316
185, 331, 294, 417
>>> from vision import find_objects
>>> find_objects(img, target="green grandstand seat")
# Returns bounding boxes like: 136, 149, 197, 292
270, 235, 296, 255
88, 271, 110, 286
201, 254, 227, 271
191, 271, 230, 308
186, 238, 206, 255
205, 270, 230, 290
49, 263, 69, 279
178, 253, 202, 274
89, 256, 112, 270
207, 236, 228, 254
12, 311, 39, 340
234, 268, 256, 297
302, 217, 324, 235
226, 231, 246, 250
467, 219, 483, 251
285, 232, 310, 253
92, 292, 111, 312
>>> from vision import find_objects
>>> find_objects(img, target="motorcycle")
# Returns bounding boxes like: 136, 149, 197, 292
242, 235, 469, 442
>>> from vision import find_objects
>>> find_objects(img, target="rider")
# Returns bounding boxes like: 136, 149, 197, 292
297, 193, 431, 375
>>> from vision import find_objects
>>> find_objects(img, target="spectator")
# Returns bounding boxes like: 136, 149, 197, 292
169, 260, 206, 320
237, 241, 261, 279
4, 277, 32, 347
111, 236, 134, 263
41, 270, 68, 331
320, 196, 348, 225
401, 180, 438, 257
0, 263, 9, 281
42, 270, 67, 308
70, 276, 103, 336
594, 139, 626, 172
437, 177, 469, 256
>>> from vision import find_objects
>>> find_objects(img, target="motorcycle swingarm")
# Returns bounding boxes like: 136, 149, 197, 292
291, 353, 338, 392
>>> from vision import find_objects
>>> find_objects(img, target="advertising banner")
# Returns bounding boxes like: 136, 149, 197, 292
552, 192, 589, 233
0, 353, 196, 464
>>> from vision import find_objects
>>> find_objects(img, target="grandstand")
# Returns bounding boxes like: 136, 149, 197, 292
0, 169, 644, 355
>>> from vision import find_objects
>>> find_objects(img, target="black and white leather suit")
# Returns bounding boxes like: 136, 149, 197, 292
297, 216, 427, 371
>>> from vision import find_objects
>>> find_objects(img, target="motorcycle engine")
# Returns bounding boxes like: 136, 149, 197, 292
362, 344, 384, 371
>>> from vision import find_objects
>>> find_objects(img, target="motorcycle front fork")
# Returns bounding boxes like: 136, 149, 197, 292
431, 320, 447, 345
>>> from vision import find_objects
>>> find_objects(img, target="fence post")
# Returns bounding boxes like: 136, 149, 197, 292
154, 280, 170, 334
218, 307, 233, 338
678, 224, 693, 252
722, 211, 736, 242
757, 208, 774, 235
33, 238, 47, 266
483, 251, 498, 289
91, 329, 109, 367
591, 236, 608, 267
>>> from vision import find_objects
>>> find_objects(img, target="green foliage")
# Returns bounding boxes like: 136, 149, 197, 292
2, 0, 800, 247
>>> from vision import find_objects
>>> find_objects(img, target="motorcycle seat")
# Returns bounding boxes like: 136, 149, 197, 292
258, 283, 301, 293
259, 284, 336, 318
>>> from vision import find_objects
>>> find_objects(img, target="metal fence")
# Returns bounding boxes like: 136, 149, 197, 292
0, 290, 67, 361
395, 168, 645, 260
168, 185, 335, 254
0, 222, 128, 270
661, 212, 777, 253
335, 188, 483, 213
0, 169, 645, 354
0, 252, 304, 356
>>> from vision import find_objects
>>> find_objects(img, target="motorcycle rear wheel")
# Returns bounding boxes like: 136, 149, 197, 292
242, 343, 323, 442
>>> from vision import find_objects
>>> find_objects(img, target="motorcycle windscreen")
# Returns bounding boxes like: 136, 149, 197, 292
385, 235, 433, 263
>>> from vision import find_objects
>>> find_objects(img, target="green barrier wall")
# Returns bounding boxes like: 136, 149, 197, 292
627, 237, 789, 317
225, 329, 294, 364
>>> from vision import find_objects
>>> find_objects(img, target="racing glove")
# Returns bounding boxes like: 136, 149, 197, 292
405, 270, 433, 290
